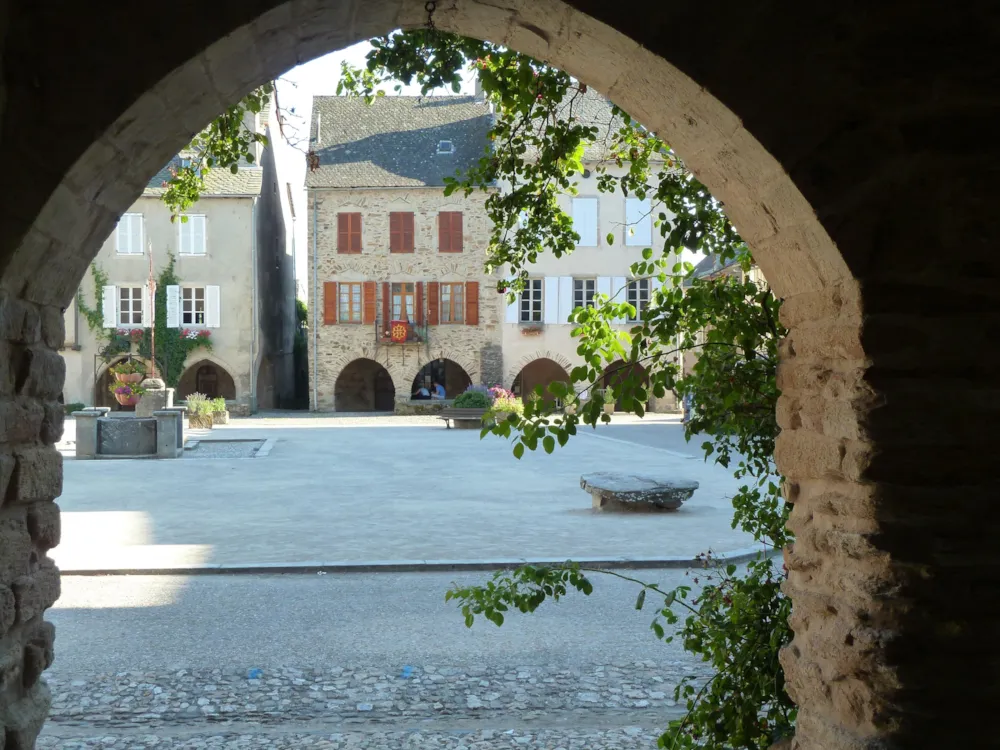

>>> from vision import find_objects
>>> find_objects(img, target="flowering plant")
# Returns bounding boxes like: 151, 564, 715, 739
109, 360, 145, 376
181, 328, 211, 341
108, 382, 146, 398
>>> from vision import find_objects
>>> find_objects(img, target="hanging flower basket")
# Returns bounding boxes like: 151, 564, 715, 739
114, 392, 140, 407
113, 372, 143, 384
109, 382, 145, 407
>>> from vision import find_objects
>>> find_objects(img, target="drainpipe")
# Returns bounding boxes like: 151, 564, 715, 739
250, 197, 258, 413
312, 193, 319, 411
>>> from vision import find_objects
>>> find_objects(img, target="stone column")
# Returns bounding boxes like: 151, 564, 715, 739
153, 410, 182, 458
0, 292, 62, 748
72, 411, 100, 459
135, 377, 174, 417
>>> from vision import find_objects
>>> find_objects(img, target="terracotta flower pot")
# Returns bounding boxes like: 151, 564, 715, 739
113, 372, 142, 384
114, 393, 140, 406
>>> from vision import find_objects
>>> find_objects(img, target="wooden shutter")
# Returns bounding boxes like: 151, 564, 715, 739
323, 281, 337, 324
427, 282, 440, 326
450, 212, 463, 252
381, 282, 391, 325
362, 281, 377, 325
389, 213, 401, 253
403, 212, 414, 252
415, 282, 424, 325
350, 213, 362, 253
337, 214, 349, 254
465, 281, 479, 326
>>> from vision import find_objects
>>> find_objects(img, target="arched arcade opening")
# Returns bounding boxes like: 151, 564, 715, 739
600, 361, 649, 413
410, 359, 472, 400
512, 358, 571, 409
177, 360, 237, 401
335, 359, 396, 412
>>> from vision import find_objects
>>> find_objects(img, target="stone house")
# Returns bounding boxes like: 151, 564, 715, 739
306, 94, 502, 411
60, 105, 297, 412
500, 93, 679, 412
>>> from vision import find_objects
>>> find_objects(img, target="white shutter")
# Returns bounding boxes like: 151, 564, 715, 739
596, 276, 612, 301
505, 294, 519, 323
166, 285, 180, 328
571, 198, 598, 247
178, 220, 189, 255
115, 219, 128, 254
557, 276, 574, 322
141, 284, 152, 328
543, 277, 560, 324
612, 276, 627, 323
625, 198, 652, 246
102, 285, 117, 328
193, 216, 206, 255
206, 285, 221, 328
132, 215, 143, 254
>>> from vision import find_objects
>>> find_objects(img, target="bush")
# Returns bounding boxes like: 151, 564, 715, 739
63, 402, 86, 415
454, 390, 491, 408
209, 397, 227, 413
184, 392, 213, 416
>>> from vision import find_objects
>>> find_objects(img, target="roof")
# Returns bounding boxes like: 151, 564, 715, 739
306, 95, 493, 189
143, 156, 263, 198
682, 254, 743, 287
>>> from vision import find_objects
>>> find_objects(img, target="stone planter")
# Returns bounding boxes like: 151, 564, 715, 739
212, 410, 230, 425
188, 413, 214, 429
603, 402, 616, 415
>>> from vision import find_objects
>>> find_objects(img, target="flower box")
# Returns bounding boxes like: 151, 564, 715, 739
188, 413, 214, 429
519, 326, 544, 337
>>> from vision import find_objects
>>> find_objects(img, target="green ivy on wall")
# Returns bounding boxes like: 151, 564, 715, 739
138, 254, 212, 388
77, 256, 212, 387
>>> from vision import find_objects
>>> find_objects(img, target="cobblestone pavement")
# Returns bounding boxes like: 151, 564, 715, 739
40, 662, 710, 748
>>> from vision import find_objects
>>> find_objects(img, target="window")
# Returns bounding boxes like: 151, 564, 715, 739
520, 279, 543, 323
440, 283, 465, 323
178, 215, 206, 255
115, 213, 144, 255
389, 212, 414, 253
436, 140, 455, 154
392, 283, 415, 321
339, 282, 362, 323
574, 278, 596, 309
571, 198, 598, 246
118, 286, 143, 326
181, 287, 206, 325
625, 197, 652, 246
627, 279, 651, 320
438, 211, 463, 252
337, 212, 362, 254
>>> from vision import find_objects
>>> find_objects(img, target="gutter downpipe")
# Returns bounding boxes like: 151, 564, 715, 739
250, 197, 258, 413
312, 192, 319, 411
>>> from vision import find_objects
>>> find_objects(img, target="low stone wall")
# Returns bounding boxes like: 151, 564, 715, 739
227, 400, 250, 417
394, 399, 453, 415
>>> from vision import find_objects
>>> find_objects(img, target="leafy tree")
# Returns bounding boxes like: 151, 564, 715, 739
344, 29, 792, 748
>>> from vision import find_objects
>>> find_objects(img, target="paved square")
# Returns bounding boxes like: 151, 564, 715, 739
54, 413, 761, 570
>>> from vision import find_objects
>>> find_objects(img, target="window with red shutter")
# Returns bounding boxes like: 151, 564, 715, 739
389, 212, 414, 253
362, 281, 377, 324
323, 281, 337, 324
427, 282, 440, 326
464, 281, 479, 326
338, 212, 362, 254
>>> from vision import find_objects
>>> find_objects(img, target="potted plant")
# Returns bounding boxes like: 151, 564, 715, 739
184, 392, 215, 429
210, 397, 230, 425
109, 381, 145, 407
109, 360, 145, 384
485, 386, 524, 426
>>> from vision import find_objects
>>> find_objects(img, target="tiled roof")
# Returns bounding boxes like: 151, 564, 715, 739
143, 156, 263, 198
306, 95, 494, 189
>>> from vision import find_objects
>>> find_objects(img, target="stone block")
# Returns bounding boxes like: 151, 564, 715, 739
0, 293, 40, 344
0, 514, 32, 582
72, 412, 99, 459
18, 347, 66, 401
38, 305, 65, 350
11, 447, 63, 504
0, 680, 51, 750
0, 585, 15, 637
40, 401, 64, 445
0, 399, 43, 445
26, 502, 60, 551
154, 411, 182, 458
0, 453, 14, 505
580, 472, 699, 511
0, 341, 16, 397
98, 417, 157, 457
12, 562, 60, 624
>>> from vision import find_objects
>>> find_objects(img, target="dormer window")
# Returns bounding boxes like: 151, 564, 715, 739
436, 140, 455, 155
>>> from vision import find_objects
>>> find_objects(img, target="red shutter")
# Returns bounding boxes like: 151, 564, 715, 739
415, 282, 425, 325
362, 281, 377, 324
438, 212, 450, 252
403, 212, 414, 252
427, 282, 440, 326
381, 282, 391, 327
337, 214, 349, 254
350, 213, 362, 253
465, 281, 479, 326
451, 212, 463, 252
389, 213, 401, 253
323, 281, 337, 324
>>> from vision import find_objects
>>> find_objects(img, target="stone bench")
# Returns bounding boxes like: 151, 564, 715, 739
439, 407, 487, 429
581, 472, 699, 512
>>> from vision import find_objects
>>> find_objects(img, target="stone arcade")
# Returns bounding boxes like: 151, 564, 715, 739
0, 1, 995, 748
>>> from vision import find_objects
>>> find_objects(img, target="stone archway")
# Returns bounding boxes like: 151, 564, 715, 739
512, 358, 572, 408
0, 3, 994, 748
177, 359, 237, 401
411, 358, 472, 399
335, 358, 396, 412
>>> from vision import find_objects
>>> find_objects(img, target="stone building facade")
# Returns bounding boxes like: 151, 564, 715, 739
306, 95, 502, 411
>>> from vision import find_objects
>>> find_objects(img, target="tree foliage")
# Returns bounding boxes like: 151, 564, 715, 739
341, 28, 792, 749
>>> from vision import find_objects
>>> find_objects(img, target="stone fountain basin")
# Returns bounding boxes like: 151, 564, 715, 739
98, 416, 157, 457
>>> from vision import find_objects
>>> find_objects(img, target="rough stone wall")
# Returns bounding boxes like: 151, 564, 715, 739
307, 188, 502, 410
479, 344, 503, 390
0, 291, 62, 748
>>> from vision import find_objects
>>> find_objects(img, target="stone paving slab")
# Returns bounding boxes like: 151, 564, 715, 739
54, 415, 759, 570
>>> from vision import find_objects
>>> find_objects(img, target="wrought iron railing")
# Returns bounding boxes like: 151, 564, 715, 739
374, 317, 429, 345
